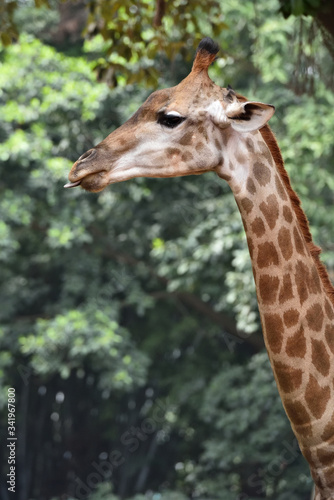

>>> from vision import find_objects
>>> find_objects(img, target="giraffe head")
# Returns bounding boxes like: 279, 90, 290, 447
65, 38, 275, 192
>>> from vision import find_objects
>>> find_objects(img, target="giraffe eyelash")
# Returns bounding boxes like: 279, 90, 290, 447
157, 111, 186, 129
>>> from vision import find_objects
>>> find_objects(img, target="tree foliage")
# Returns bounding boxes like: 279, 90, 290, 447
85, 0, 227, 87
3, 0, 334, 87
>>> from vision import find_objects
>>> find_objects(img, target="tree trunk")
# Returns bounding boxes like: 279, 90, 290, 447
316, 1, 334, 42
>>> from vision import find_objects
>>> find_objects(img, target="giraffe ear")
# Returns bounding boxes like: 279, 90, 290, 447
226, 101, 275, 132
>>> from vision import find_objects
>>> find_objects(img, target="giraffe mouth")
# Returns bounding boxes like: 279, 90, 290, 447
65, 170, 110, 193
64, 180, 82, 188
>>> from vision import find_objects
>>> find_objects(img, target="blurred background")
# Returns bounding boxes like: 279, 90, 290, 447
0, 0, 334, 499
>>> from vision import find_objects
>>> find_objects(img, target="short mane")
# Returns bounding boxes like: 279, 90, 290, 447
235, 93, 334, 305
263, 126, 334, 306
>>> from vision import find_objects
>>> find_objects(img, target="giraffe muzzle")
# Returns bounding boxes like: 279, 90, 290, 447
77, 149, 97, 163
64, 149, 98, 188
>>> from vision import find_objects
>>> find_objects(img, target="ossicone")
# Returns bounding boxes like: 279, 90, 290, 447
192, 37, 220, 73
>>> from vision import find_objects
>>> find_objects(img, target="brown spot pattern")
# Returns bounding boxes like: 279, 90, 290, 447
235, 153, 246, 164
321, 414, 334, 441
167, 147, 181, 157
295, 261, 322, 306
283, 309, 300, 327
246, 137, 255, 152
283, 205, 293, 223
179, 131, 194, 146
182, 151, 193, 162
240, 197, 253, 214
259, 194, 279, 230
293, 227, 305, 255
273, 361, 303, 393
257, 242, 279, 268
259, 275, 280, 304
286, 326, 307, 358
251, 217, 266, 237
305, 375, 330, 419
311, 266, 322, 294
295, 261, 309, 304
246, 177, 256, 195
197, 124, 208, 140
219, 172, 231, 182
285, 400, 311, 426
278, 226, 293, 261
311, 339, 330, 377
325, 324, 334, 354
253, 268, 257, 283
228, 160, 235, 171
214, 138, 221, 150
325, 300, 334, 320
302, 448, 317, 468
275, 175, 287, 201
247, 235, 255, 259
263, 313, 284, 353
195, 142, 204, 152
253, 162, 271, 186
306, 303, 324, 332
317, 448, 334, 467
279, 273, 294, 304
259, 142, 274, 166
323, 467, 334, 489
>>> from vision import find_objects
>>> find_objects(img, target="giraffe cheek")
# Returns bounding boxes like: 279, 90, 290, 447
167, 148, 182, 165
181, 151, 194, 163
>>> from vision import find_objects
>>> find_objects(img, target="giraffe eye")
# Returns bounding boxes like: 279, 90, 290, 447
157, 112, 186, 129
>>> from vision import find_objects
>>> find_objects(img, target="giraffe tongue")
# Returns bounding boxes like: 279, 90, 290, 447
64, 181, 81, 188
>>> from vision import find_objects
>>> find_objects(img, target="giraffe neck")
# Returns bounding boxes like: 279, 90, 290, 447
218, 127, 334, 498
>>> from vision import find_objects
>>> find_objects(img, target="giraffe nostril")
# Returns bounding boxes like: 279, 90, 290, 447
78, 149, 97, 163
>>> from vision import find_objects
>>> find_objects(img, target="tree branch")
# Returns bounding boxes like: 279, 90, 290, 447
152, 290, 264, 351
153, 0, 165, 27
316, 1, 334, 42
100, 252, 263, 351
87, 230, 264, 352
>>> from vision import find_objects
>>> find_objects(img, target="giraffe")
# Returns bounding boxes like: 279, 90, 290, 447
65, 38, 334, 499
